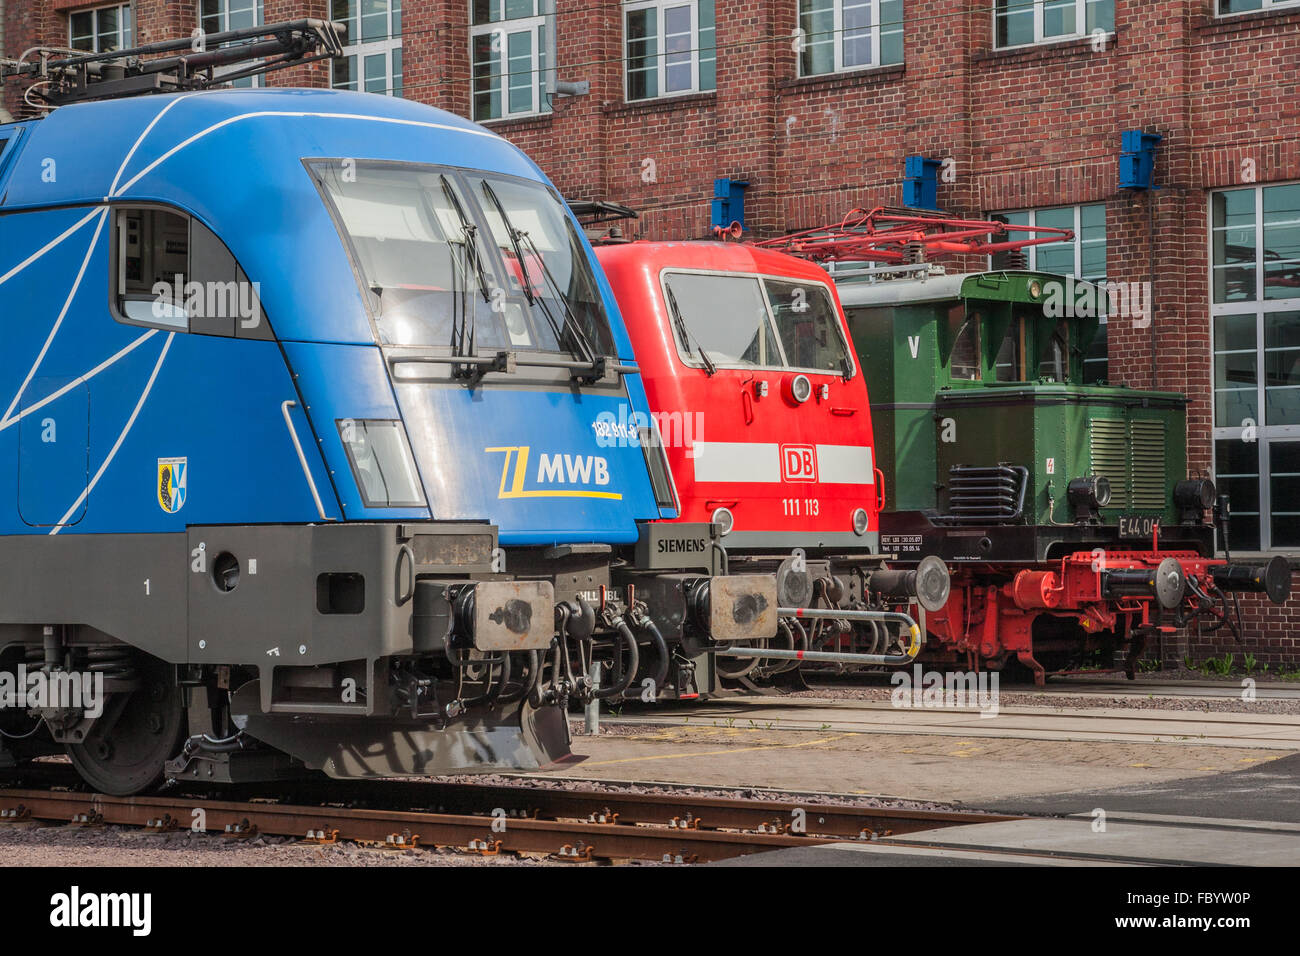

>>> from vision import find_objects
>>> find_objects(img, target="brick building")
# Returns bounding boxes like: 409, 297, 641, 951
3, 0, 1299, 664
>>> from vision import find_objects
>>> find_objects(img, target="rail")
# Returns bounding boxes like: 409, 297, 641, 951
0, 784, 1019, 864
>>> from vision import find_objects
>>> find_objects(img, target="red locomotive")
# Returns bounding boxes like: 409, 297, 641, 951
593, 236, 948, 688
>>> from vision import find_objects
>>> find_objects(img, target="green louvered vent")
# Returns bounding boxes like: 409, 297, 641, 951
1131, 420, 1167, 509
1089, 419, 1129, 508
1089, 418, 1167, 510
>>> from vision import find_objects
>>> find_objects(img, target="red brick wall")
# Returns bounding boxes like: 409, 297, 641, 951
2, 0, 1297, 663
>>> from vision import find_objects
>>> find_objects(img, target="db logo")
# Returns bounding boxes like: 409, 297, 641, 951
781, 444, 818, 482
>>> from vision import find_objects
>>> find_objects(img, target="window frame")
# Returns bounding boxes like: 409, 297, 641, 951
331, 0, 403, 97
1216, 0, 1300, 17
108, 202, 270, 339
657, 267, 858, 378
1209, 182, 1300, 553
69, 2, 134, 53
622, 0, 714, 103
309, 158, 617, 356
993, 0, 1114, 50
198, 0, 266, 87
796, 0, 903, 78
336, 418, 428, 509
469, 0, 550, 122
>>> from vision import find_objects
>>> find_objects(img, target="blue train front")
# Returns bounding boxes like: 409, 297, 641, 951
0, 86, 777, 794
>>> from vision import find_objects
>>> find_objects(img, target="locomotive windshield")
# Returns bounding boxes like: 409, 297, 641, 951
662, 270, 854, 375
314, 160, 614, 356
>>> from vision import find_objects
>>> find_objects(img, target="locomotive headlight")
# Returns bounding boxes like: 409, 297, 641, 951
338, 419, 427, 508
1174, 478, 1217, 524
1066, 475, 1111, 523
711, 506, 734, 536
787, 374, 813, 404
1028, 279, 1043, 300
851, 507, 869, 535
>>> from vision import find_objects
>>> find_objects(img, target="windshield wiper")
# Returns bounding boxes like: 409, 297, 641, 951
480, 180, 601, 376
480, 181, 537, 307
665, 284, 716, 375
439, 176, 492, 367
440, 176, 491, 304
515, 226, 600, 367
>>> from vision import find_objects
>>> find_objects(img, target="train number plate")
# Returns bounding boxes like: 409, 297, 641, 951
1117, 514, 1161, 539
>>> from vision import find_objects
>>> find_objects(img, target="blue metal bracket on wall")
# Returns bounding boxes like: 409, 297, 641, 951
1120, 130, 1163, 190
903, 156, 943, 210
712, 178, 750, 231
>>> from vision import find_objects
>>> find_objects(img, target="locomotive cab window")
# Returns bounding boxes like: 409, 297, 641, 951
664, 272, 775, 367
946, 306, 982, 382
313, 160, 616, 357
764, 279, 854, 375
1036, 318, 1071, 382
112, 207, 270, 338
993, 314, 1026, 382
662, 270, 854, 375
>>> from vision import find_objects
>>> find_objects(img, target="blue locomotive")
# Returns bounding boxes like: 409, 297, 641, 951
0, 22, 777, 794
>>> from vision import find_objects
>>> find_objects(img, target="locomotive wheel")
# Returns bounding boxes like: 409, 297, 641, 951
66, 655, 187, 796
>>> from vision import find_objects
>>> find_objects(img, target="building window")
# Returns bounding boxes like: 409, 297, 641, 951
1218, 0, 1300, 15
199, 0, 264, 86
331, 0, 402, 97
199, 0, 261, 33
1211, 183, 1300, 552
994, 0, 1113, 49
990, 203, 1108, 383
70, 3, 133, 53
797, 0, 902, 76
623, 0, 715, 102
471, 0, 550, 121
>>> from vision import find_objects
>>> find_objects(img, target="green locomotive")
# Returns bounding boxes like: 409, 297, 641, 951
832, 265, 1289, 681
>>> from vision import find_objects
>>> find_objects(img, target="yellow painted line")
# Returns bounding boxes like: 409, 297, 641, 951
578, 732, 859, 768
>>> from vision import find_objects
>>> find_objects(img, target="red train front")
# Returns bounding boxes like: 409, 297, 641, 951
596, 239, 946, 687
597, 241, 878, 549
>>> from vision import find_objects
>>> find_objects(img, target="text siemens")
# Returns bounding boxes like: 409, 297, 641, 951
657, 537, 708, 554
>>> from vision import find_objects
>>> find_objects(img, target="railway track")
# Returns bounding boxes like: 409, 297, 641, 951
806, 674, 1300, 701
590, 696, 1300, 749
0, 783, 1018, 864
